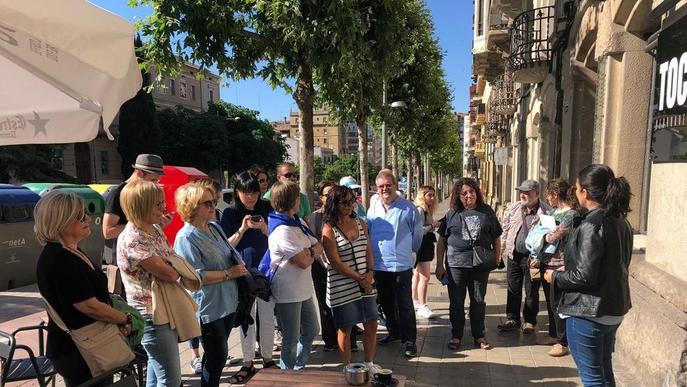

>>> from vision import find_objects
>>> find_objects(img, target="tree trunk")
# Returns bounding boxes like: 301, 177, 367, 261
295, 58, 315, 208
356, 108, 370, 210
407, 153, 414, 200
391, 135, 399, 180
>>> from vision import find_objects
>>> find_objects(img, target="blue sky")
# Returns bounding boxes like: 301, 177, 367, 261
93, 1, 472, 121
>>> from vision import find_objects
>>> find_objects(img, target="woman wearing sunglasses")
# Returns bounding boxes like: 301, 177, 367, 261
173, 182, 247, 387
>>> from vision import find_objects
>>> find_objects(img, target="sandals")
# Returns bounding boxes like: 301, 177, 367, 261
228, 364, 257, 384
262, 360, 280, 369
474, 338, 491, 350
447, 338, 461, 350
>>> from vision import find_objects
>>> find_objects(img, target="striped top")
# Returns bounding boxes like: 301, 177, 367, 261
326, 219, 376, 308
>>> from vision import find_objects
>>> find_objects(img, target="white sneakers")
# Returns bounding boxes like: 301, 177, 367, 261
416, 304, 437, 319
190, 356, 202, 374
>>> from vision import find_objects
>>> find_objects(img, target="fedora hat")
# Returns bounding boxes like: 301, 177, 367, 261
132, 154, 164, 175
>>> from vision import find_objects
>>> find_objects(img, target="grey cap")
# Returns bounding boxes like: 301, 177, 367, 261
132, 154, 165, 175
515, 179, 539, 192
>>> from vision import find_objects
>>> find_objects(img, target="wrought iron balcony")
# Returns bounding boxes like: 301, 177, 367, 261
493, 71, 518, 115
508, 6, 554, 83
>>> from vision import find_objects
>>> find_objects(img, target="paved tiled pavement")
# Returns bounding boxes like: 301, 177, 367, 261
3, 198, 642, 386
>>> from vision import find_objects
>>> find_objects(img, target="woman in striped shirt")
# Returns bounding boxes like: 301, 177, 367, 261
321, 186, 380, 371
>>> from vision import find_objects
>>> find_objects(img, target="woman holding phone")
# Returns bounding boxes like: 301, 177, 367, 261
220, 172, 278, 380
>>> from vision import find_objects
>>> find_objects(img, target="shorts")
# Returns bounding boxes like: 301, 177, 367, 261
416, 233, 436, 263
331, 296, 378, 329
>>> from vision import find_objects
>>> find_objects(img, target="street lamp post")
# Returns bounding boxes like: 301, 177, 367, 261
380, 80, 407, 169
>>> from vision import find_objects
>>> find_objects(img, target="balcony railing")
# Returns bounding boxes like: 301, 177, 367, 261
493, 71, 518, 115
508, 6, 554, 81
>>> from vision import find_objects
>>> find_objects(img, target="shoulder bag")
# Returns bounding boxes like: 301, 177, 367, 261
43, 248, 134, 377
460, 213, 498, 271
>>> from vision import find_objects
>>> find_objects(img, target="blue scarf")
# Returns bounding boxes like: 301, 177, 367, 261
257, 211, 316, 281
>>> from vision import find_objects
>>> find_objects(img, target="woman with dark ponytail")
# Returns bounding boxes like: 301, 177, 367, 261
544, 164, 633, 386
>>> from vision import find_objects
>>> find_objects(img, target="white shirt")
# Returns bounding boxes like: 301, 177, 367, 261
268, 220, 318, 303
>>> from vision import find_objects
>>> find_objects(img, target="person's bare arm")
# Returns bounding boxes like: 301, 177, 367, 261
102, 213, 125, 240
73, 297, 128, 325
139, 255, 180, 282
289, 248, 315, 269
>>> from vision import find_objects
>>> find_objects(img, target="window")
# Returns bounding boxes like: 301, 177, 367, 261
209, 89, 214, 103
323, 138, 327, 144
100, 151, 109, 175
158, 80, 167, 95
191, 85, 196, 101
51, 148, 63, 171
179, 81, 188, 99
170, 79, 176, 96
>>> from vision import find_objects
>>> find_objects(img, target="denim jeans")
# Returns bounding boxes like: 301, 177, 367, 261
274, 297, 319, 370
374, 269, 417, 343
141, 317, 181, 387
566, 317, 620, 387
200, 314, 235, 387
505, 252, 540, 325
447, 267, 489, 340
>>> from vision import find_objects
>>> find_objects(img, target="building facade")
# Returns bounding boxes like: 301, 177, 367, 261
471, 0, 687, 384
54, 63, 221, 183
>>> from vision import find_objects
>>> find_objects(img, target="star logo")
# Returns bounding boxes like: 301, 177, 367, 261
28, 111, 48, 137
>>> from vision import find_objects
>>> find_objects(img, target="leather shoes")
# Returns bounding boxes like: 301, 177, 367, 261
378, 335, 400, 345
403, 342, 417, 357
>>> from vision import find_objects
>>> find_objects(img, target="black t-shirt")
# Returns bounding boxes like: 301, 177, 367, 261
104, 182, 127, 225
438, 204, 503, 268
36, 243, 111, 357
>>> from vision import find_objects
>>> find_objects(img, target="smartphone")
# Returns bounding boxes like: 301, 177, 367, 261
250, 215, 262, 222
441, 274, 449, 286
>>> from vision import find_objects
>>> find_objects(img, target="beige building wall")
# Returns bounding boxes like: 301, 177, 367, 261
290, 109, 346, 156
151, 64, 221, 112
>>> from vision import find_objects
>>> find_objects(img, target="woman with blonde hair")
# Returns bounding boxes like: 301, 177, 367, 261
173, 182, 246, 386
35, 191, 133, 386
117, 180, 201, 387
412, 185, 441, 319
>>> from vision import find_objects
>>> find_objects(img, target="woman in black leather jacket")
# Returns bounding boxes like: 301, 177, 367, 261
544, 164, 632, 387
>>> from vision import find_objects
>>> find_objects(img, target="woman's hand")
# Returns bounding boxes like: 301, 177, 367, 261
435, 264, 446, 282
529, 259, 540, 269
239, 215, 252, 234
310, 243, 324, 258
118, 322, 132, 337
544, 269, 555, 283
227, 263, 248, 279
247, 216, 268, 234
359, 272, 375, 293
432, 220, 441, 229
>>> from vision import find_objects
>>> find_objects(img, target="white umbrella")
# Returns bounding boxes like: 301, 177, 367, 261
0, 0, 142, 145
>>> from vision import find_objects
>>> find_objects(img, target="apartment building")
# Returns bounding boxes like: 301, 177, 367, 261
471, 0, 686, 384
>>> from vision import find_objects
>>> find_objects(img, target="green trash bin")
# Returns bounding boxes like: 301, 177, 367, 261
33, 184, 106, 268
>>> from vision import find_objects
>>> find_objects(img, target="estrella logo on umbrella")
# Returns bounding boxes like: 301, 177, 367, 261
0, 115, 26, 138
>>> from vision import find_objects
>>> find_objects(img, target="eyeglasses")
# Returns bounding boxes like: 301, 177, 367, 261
201, 200, 217, 209
281, 172, 298, 179
376, 184, 393, 190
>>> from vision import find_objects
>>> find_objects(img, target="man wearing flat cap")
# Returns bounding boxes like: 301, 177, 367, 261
103, 154, 166, 245
497, 179, 552, 334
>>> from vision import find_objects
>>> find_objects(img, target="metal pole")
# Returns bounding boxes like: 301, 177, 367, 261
381, 80, 387, 169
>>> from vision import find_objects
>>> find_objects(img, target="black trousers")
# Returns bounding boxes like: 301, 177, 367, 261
312, 263, 337, 346
200, 314, 234, 387
374, 269, 416, 343
51, 350, 94, 387
447, 266, 489, 340
505, 252, 540, 325
541, 270, 567, 345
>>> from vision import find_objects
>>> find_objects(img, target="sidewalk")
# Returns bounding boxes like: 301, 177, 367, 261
3, 197, 642, 386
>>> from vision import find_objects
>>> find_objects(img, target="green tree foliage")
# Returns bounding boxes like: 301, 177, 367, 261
132, 0, 364, 207
321, 154, 374, 185
0, 145, 77, 183
117, 35, 161, 177
157, 102, 286, 175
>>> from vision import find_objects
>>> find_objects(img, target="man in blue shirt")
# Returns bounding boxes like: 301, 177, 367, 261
367, 170, 424, 357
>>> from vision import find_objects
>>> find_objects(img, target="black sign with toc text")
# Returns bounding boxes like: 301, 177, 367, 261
655, 15, 687, 115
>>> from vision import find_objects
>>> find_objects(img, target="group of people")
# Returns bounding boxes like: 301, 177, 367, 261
33, 152, 633, 387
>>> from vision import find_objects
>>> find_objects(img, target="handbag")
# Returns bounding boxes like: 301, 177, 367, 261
460, 213, 498, 271
44, 249, 134, 377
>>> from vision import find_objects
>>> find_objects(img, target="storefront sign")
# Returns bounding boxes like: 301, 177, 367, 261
656, 15, 687, 115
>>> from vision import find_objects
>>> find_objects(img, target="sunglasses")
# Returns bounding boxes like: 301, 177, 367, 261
201, 200, 217, 209
281, 172, 298, 179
